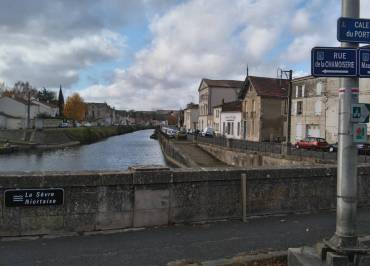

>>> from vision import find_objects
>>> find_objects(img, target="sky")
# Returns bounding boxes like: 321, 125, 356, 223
0, 0, 370, 110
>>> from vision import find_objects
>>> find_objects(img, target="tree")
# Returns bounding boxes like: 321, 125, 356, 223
58, 85, 64, 117
64, 93, 86, 122
12, 81, 38, 99
37, 87, 56, 103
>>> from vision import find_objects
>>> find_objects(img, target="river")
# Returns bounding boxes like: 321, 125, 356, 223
0, 129, 167, 172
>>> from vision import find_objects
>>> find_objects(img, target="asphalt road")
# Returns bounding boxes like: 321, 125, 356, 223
1, 208, 370, 266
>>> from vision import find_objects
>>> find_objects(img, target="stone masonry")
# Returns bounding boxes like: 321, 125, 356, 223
1, 165, 370, 237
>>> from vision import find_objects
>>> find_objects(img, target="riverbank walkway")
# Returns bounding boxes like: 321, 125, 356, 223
172, 139, 228, 167
1, 207, 370, 266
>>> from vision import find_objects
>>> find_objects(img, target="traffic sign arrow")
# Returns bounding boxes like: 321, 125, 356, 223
322, 69, 349, 74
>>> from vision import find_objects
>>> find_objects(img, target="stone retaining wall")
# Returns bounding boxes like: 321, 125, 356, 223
1, 166, 370, 237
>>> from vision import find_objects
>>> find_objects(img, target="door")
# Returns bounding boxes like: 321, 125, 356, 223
296, 124, 303, 141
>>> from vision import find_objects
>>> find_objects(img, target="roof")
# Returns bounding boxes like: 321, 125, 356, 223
221, 101, 242, 112
199, 79, 243, 91
0, 111, 22, 119
185, 103, 199, 110
1, 96, 38, 106
85, 102, 110, 107
249, 76, 289, 98
35, 100, 58, 108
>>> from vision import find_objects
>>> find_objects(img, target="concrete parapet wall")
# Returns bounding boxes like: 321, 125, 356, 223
1, 166, 370, 237
158, 132, 198, 168
197, 142, 329, 167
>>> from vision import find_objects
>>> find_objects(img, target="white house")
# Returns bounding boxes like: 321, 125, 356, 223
0, 96, 40, 129
0, 96, 59, 129
220, 101, 242, 139
32, 100, 59, 117
198, 79, 242, 131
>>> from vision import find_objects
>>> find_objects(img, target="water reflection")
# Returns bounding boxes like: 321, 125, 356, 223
0, 129, 166, 172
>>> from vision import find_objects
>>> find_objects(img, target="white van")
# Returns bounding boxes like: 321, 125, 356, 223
201, 127, 214, 137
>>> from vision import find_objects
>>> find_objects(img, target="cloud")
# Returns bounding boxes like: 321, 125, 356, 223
82, 0, 344, 110
0, 0, 175, 89
0, 0, 346, 110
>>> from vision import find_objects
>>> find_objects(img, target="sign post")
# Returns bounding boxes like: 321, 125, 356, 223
358, 48, 370, 77
311, 47, 357, 77
353, 123, 367, 143
326, 0, 360, 254
337, 17, 370, 43
351, 103, 370, 123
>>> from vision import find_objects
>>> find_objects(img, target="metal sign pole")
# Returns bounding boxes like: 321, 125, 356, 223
328, 0, 360, 250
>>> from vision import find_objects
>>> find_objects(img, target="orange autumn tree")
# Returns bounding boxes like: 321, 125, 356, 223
64, 93, 86, 122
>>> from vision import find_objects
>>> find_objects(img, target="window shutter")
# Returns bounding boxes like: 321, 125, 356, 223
295, 86, 299, 98
302, 85, 305, 97
292, 101, 297, 115
315, 100, 321, 115
316, 82, 322, 96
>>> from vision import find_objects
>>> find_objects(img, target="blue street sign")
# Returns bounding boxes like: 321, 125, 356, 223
311, 47, 357, 77
358, 48, 370, 77
337, 17, 370, 43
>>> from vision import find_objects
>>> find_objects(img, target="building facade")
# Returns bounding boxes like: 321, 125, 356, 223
241, 76, 288, 142
290, 76, 370, 144
213, 105, 222, 135
198, 79, 242, 131
85, 102, 114, 126
220, 101, 242, 139
184, 103, 199, 131
0, 96, 39, 129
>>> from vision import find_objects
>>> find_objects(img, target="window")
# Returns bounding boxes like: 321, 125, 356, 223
252, 100, 256, 111
231, 122, 234, 135
223, 122, 226, 134
295, 86, 299, 98
297, 101, 303, 115
316, 82, 322, 96
295, 85, 304, 98
237, 122, 240, 136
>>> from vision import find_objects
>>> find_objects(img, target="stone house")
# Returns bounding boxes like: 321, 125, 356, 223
198, 79, 242, 131
85, 102, 114, 126
183, 103, 199, 131
290, 76, 370, 144
241, 76, 289, 142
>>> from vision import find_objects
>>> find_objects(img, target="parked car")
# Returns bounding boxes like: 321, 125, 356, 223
357, 143, 370, 155
83, 122, 92, 127
201, 127, 214, 137
58, 122, 70, 128
329, 143, 370, 154
167, 129, 177, 138
295, 137, 329, 150
175, 129, 187, 140
328, 143, 337, 152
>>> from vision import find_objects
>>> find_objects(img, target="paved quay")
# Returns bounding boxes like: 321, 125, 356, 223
1, 208, 370, 266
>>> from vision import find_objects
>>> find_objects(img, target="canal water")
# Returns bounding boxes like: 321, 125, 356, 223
0, 129, 167, 172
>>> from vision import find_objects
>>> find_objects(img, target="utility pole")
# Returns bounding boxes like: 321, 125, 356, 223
326, 0, 360, 251
27, 90, 31, 129
279, 69, 293, 145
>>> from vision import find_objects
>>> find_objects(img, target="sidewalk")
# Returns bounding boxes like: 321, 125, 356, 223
1, 208, 370, 266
